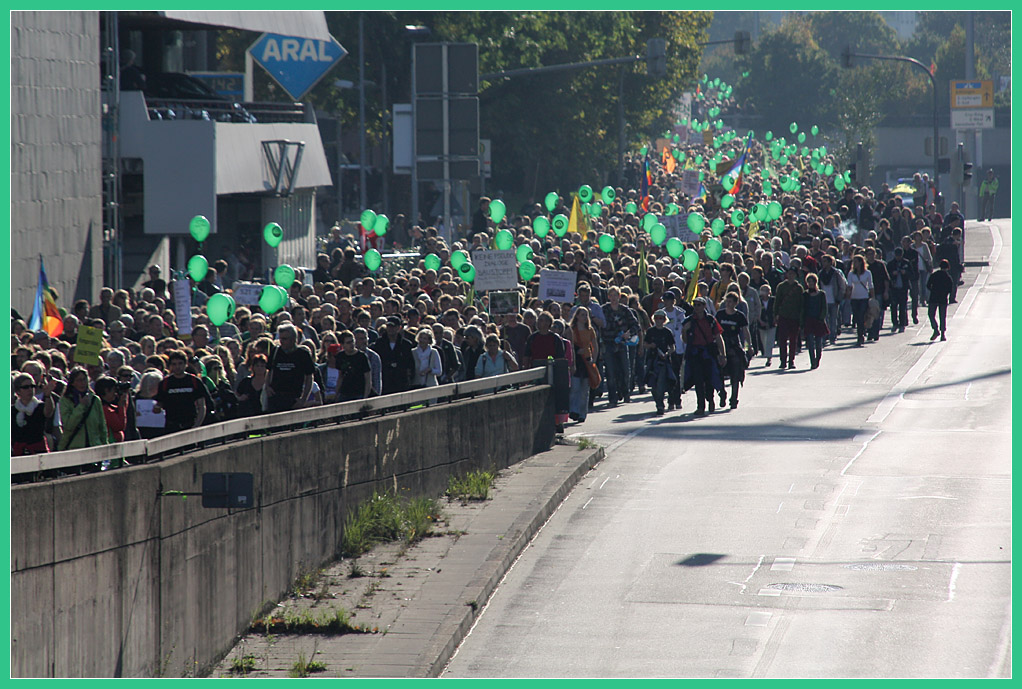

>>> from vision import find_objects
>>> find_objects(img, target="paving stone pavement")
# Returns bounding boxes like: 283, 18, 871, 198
212, 440, 604, 678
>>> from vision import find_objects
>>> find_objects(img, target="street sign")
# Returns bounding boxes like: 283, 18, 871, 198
950, 80, 993, 109
248, 33, 347, 101
188, 72, 244, 99
951, 108, 994, 130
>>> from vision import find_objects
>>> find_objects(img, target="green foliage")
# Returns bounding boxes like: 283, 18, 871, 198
227, 654, 257, 675
252, 607, 367, 636
340, 490, 443, 557
446, 469, 496, 502
805, 11, 899, 65
288, 651, 327, 678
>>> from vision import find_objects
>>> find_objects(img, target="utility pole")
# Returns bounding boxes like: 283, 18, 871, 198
359, 14, 367, 213
965, 11, 980, 219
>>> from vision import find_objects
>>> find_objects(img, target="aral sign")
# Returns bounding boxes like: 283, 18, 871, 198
249, 33, 347, 100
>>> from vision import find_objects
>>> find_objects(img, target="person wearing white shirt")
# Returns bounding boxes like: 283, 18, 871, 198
412, 329, 443, 388
845, 254, 875, 346
660, 290, 689, 411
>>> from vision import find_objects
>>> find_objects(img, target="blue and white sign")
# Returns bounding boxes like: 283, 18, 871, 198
249, 33, 347, 100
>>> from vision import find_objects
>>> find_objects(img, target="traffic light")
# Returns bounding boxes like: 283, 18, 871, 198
841, 45, 854, 69
734, 31, 751, 55
962, 161, 974, 186
646, 38, 666, 78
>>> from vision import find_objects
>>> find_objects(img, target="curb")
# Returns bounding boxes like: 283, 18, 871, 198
419, 445, 605, 677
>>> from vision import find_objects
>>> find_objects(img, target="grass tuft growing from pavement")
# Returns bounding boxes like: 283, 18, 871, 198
340, 490, 444, 558
446, 469, 496, 502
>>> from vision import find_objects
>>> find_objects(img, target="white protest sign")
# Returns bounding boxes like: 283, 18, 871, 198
680, 169, 700, 199
662, 214, 700, 243
472, 250, 518, 291
172, 280, 192, 335
232, 281, 264, 306
537, 269, 577, 302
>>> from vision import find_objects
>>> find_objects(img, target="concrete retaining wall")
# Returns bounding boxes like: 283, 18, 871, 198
11, 387, 554, 677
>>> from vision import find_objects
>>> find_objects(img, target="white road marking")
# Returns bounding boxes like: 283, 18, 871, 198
788, 483, 795, 493
965, 383, 972, 400
605, 425, 652, 454
988, 600, 1013, 678
898, 495, 959, 501
867, 224, 1000, 425
599, 477, 611, 490
745, 556, 764, 583
841, 430, 881, 476
946, 561, 961, 602
770, 557, 795, 572
776, 502, 783, 514
582, 497, 594, 510
745, 611, 772, 627
757, 589, 782, 597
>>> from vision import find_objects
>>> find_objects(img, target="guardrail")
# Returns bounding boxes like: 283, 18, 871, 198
11, 368, 549, 479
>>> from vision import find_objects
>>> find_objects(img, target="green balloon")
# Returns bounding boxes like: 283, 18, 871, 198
360, 209, 377, 230
451, 250, 469, 270
721, 194, 735, 209
824, 164, 834, 176
821, 146, 828, 156
263, 222, 284, 248
189, 215, 211, 243
552, 214, 569, 237
424, 253, 442, 271
372, 214, 389, 235
458, 262, 476, 283
722, 174, 735, 190
686, 212, 706, 233
642, 213, 658, 232
273, 263, 296, 288
518, 260, 537, 281
624, 202, 638, 214
187, 254, 208, 283
798, 132, 806, 143
705, 238, 723, 261
601, 185, 616, 204
205, 293, 235, 327
639, 146, 648, 156
763, 181, 773, 196
665, 203, 679, 216
682, 248, 699, 272
811, 125, 819, 136
710, 218, 725, 236
801, 146, 809, 156
364, 249, 382, 272
533, 215, 551, 237
578, 185, 593, 203
789, 122, 798, 134
650, 224, 667, 246
259, 285, 286, 314
751, 203, 767, 222
495, 229, 514, 250
779, 155, 789, 166
544, 192, 559, 212
588, 201, 603, 219
516, 244, 534, 263
489, 199, 507, 224
598, 233, 615, 253
767, 200, 783, 220
731, 209, 746, 226
666, 237, 684, 259
834, 176, 846, 191
765, 131, 773, 141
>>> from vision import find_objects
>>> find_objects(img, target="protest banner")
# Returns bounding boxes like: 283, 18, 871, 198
472, 250, 518, 291
73, 325, 103, 365
173, 279, 192, 335
232, 282, 264, 306
537, 269, 577, 302
488, 291, 520, 315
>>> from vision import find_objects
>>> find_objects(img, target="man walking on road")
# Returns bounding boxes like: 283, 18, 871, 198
979, 168, 998, 221
926, 259, 955, 342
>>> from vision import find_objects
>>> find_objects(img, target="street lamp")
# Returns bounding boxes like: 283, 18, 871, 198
841, 45, 940, 194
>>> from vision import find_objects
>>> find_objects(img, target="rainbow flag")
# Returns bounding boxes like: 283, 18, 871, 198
695, 182, 707, 202
722, 132, 754, 196
29, 258, 63, 337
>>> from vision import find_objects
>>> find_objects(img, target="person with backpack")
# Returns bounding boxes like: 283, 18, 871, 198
475, 334, 517, 378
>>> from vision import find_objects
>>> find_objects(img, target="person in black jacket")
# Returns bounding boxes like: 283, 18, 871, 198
886, 247, 913, 333
926, 260, 955, 342
935, 228, 964, 303
372, 316, 416, 394
866, 247, 890, 341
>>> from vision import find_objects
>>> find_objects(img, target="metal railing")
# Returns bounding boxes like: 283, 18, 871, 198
11, 368, 549, 479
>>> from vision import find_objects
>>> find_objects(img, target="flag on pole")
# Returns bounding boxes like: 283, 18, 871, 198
721, 132, 754, 196
640, 153, 653, 211
637, 249, 649, 296
686, 260, 700, 302
567, 194, 588, 236
29, 257, 63, 337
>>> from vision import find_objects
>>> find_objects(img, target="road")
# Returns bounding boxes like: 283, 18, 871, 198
443, 220, 1011, 678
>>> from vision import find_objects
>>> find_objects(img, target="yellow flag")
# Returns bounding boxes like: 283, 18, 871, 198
686, 260, 700, 302
749, 220, 760, 238
568, 194, 588, 236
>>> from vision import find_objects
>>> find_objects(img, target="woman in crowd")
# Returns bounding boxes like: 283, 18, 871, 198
57, 367, 108, 450
235, 353, 268, 417
801, 273, 830, 370
568, 306, 599, 424
846, 254, 875, 347
475, 333, 517, 378
412, 328, 443, 389
133, 370, 165, 440
682, 297, 726, 416
201, 355, 239, 423
12, 372, 54, 455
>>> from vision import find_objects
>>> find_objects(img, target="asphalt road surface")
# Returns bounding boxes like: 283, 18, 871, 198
444, 220, 1011, 678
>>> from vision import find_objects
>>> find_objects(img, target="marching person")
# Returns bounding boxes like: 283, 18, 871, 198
681, 297, 726, 416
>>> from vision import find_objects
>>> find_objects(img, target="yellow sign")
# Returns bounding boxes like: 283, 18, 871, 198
950, 80, 994, 109
73, 325, 103, 366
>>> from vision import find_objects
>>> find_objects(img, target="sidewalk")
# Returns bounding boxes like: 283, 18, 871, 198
213, 441, 604, 678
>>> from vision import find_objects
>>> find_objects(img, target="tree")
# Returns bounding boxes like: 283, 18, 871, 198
805, 11, 901, 65
733, 15, 838, 134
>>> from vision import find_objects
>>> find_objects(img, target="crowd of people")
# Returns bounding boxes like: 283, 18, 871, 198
12, 118, 970, 463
